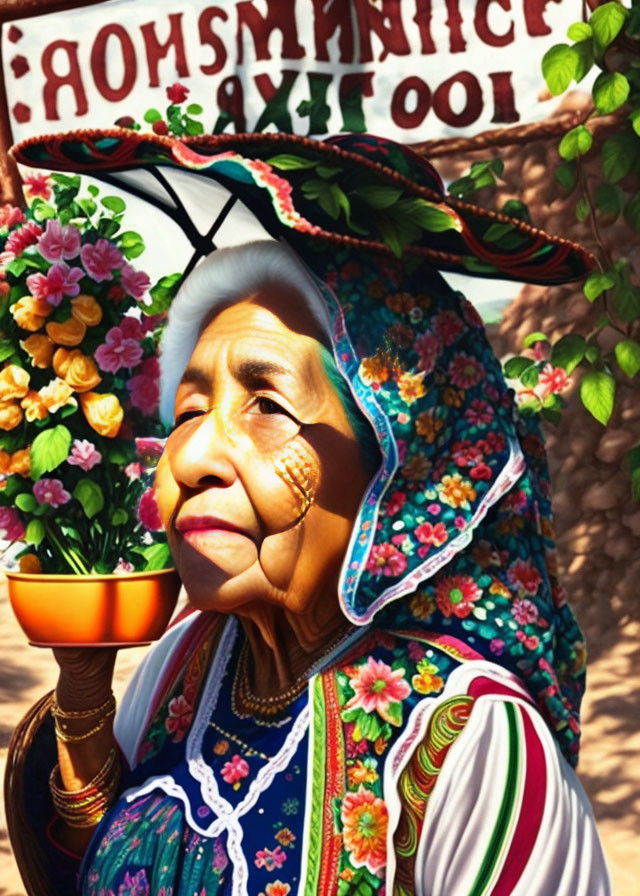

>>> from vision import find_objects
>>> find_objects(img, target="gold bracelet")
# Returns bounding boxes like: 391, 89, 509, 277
50, 692, 115, 720
53, 706, 115, 743
49, 748, 121, 828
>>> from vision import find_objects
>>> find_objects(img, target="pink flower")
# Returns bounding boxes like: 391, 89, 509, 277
165, 694, 193, 742
5, 220, 42, 257
538, 364, 570, 399
95, 326, 144, 373
27, 262, 84, 306
448, 354, 485, 389
23, 173, 52, 201
434, 574, 482, 618
511, 598, 539, 625
427, 503, 441, 516
345, 722, 369, 757
138, 488, 163, 531
490, 638, 505, 656
433, 310, 464, 345
121, 263, 151, 302
33, 478, 71, 507
124, 462, 143, 480
407, 640, 426, 662
507, 559, 542, 595
37, 219, 81, 263
366, 542, 407, 577
0, 506, 25, 541
167, 82, 190, 104
67, 438, 102, 472
128, 371, 159, 414
222, 754, 250, 786
345, 656, 411, 724
414, 331, 440, 374
113, 558, 134, 574
414, 521, 448, 547
81, 239, 124, 281
135, 436, 166, 458
0, 204, 25, 229
383, 490, 406, 516
464, 399, 494, 426
119, 315, 146, 341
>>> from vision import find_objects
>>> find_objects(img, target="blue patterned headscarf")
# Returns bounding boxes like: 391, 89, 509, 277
14, 129, 589, 764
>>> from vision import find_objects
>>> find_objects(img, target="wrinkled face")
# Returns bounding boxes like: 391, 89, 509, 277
155, 287, 371, 618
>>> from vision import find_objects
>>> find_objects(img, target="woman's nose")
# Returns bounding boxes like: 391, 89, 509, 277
169, 409, 237, 490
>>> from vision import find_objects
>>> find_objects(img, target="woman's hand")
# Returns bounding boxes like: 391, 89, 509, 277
52, 646, 118, 710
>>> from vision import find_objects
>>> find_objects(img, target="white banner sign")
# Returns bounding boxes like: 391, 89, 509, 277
3, 0, 584, 145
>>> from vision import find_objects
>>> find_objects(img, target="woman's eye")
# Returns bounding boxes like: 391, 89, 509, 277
257, 397, 286, 415
173, 409, 205, 428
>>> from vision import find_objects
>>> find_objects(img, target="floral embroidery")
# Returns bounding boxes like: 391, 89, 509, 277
274, 828, 296, 847
254, 846, 287, 871
412, 659, 445, 695
281, 797, 300, 816
344, 657, 411, 726
365, 542, 408, 577
259, 882, 291, 896
434, 575, 483, 618
340, 787, 388, 873
220, 753, 250, 788
165, 694, 193, 743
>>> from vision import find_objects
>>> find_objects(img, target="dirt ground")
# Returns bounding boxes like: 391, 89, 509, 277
1, 574, 638, 895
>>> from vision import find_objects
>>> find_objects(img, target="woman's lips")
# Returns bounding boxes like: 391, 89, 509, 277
175, 515, 252, 541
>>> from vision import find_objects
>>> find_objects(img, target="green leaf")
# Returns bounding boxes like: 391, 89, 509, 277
615, 338, 640, 376
186, 103, 203, 115
355, 185, 404, 209
575, 196, 590, 221
555, 161, 578, 191
0, 340, 15, 363
624, 193, 640, 231
147, 272, 183, 314
384, 700, 403, 727
602, 133, 638, 182
143, 108, 162, 123
267, 154, 318, 170
580, 370, 615, 425
137, 541, 171, 571
118, 230, 146, 260
25, 519, 45, 546
87, 184, 100, 197
584, 270, 615, 301
567, 21, 592, 40
573, 39, 595, 82
504, 356, 535, 379
550, 333, 586, 373
501, 199, 530, 222
110, 508, 129, 526
30, 425, 72, 480
585, 344, 601, 365
51, 173, 81, 190
448, 175, 475, 197
590, 1, 628, 49
77, 198, 97, 218
593, 71, 630, 114
15, 492, 37, 512
523, 331, 548, 347
520, 365, 540, 387
542, 44, 579, 94
484, 222, 514, 242
595, 183, 622, 216
559, 125, 593, 160
403, 199, 461, 232
629, 445, 640, 502
101, 196, 126, 214
614, 284, 640, 321
631, 108, 640, 138
185, 119, 205, 136
72, 478, 104, 519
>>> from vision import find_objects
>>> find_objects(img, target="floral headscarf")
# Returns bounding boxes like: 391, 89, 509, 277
14, 129, 588, 764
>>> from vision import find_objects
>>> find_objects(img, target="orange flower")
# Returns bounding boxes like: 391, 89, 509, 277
386, 292, 413, 313
19, 334, 55, 369
9, 448, 30, 477
341, 787, 388, 873
260, 883, 291, 896
397, 370, 426, 405
412, 659, 444, 695
11, 295, 51, 331
415, 410, 443, 444
489, 580, 511, 599
0, 400, 23, 430
19, 554, 42, 573
409, 590, 436, 620
80, 391, 123, 438
53, 348, 101, 393
347, 760, 379, 787
70, 294, 103, 327
0, 450, 10, 473
213, 739, 229, 756
20, 390, 48, 422
437, 473, 476, 508
359, 354, 389, 385
45, 316, 87, 347
401, 453, 431, 481
39, 378, 74, 413
0, 364, 30, 401
443, 386, 464, 408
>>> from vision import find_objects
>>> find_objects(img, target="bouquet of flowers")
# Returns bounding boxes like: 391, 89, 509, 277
0, 173, 179, 575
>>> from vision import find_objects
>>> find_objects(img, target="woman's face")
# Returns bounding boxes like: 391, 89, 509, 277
155, 286, 371, 619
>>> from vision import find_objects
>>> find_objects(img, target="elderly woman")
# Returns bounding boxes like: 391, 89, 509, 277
9, 131, 609, 895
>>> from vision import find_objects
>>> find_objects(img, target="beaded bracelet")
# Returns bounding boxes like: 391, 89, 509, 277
50, 692, 115, 720
49, 748, 121, 829
53, 704, 116, 743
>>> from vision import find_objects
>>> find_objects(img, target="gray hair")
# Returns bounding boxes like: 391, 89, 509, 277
158, 240, 332, 423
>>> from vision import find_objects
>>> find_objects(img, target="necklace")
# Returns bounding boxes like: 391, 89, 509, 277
209, 719, 271, 761
231, 621, 356, 720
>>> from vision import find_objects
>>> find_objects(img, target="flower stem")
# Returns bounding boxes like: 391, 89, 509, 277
43, 521, 90, 575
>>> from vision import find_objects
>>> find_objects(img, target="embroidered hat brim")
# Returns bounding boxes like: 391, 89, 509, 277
13, 129, 595, 285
